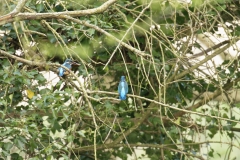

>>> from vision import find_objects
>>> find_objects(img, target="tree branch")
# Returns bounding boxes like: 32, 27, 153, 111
0, 0, 28, 23
64, 15, 151, 58
71, 141, 240, 159
0, 0, 117, 25
174, 76, 240, 118
1, 50, 240, 140
167, 41, 232, 83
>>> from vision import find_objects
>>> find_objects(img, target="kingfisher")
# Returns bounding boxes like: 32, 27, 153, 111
58, 59, 79, 76
118, 76, 128, 100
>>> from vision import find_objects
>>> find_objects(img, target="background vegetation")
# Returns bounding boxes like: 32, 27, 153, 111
1, 0, 240, 159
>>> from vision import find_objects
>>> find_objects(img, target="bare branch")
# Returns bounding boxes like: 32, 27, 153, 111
0, 0, 28, 23
64, 15, 151, 58
0, 0, 117, 25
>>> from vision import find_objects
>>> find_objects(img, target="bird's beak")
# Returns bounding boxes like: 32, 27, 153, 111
71, 61, 80, 66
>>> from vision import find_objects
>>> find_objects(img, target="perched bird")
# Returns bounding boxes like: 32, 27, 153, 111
118, 76, 128, 100
58, 59, 78, 76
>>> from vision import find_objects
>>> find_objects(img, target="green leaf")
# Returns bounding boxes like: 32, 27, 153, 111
149, 117, 162, 126
36, 3, 44, 12
233, 26, 240, 36
87, 28, 95, 36
51, 120, 62, 133
3, 142, 13, 151
14, 136, 26, 150
192, 0, 204, 7
13, 70, 22, 76
47, 33, 57, 43
11, 153, 23, 160
35, 73, 46, 83
77, 130, 86, 137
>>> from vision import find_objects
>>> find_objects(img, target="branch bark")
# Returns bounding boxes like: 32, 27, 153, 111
0, 0, 117, 25
0, 0, 28, 23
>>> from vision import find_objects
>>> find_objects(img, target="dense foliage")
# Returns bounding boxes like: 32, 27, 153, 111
1, 0, 240, 159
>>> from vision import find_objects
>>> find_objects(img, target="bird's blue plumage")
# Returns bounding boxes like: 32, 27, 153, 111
58, 59, 73, 76
118, 76, 128, 100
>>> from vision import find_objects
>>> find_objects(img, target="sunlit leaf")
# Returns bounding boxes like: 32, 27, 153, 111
174, 117, 181, 125
26, 89, 34, 99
